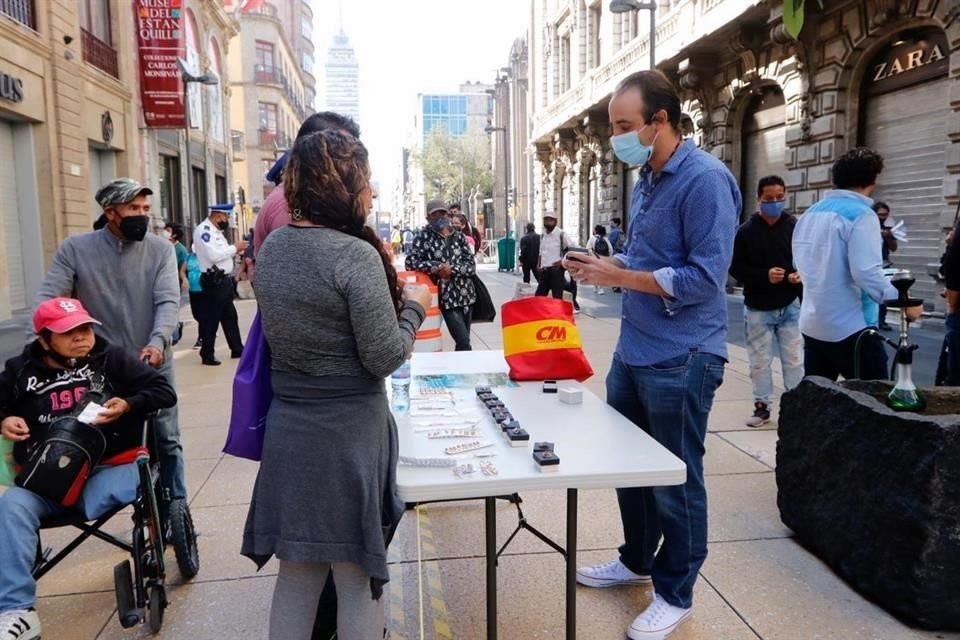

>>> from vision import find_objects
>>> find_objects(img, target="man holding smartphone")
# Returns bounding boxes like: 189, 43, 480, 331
564, 70, 739, 640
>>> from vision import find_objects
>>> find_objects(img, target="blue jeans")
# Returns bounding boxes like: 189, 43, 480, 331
442, 306, 473, 352
744, 301, 804, 406
940, 312, 960, 385
156, 357, 186, 500
607, 351, 725, 609
0, 464, 138, 612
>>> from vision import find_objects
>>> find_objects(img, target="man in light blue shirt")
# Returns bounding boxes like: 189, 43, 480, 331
793, 147, 921, 380
565, 70, 739, 640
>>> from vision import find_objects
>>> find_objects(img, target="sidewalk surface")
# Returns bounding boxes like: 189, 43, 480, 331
18, 265, 960, 639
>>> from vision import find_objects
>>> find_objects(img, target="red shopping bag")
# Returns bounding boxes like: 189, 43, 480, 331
501, 297, 593, 382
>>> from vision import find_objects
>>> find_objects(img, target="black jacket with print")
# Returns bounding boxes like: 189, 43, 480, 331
0, 337, 177, 465
405, 226, 478, 310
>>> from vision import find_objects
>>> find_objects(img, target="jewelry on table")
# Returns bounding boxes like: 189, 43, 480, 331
443, 440, 494, 455
480, 462, 499, 476
426, 428, 482, 439
453, 463, 476, 478
399, 455, 458, 467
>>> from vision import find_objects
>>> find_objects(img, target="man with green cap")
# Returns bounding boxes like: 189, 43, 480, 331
33, 177, 187, 503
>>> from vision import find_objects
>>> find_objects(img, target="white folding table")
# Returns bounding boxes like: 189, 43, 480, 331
395, 351, 686, 640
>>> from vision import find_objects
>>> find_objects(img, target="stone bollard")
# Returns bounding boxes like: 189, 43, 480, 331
777, 377, 960, 630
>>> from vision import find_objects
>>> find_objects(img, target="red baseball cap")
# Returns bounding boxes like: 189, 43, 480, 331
33, 298, 101, 335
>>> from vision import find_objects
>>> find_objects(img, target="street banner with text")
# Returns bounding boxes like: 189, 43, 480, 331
135, 0, 185, 128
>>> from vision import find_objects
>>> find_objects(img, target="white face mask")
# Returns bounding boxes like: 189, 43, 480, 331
162, 230, 172, 240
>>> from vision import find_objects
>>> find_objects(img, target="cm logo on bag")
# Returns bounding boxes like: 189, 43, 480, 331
535, 325, 567, 343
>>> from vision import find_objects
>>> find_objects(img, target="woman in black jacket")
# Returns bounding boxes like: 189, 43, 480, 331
0, 297, 175, 640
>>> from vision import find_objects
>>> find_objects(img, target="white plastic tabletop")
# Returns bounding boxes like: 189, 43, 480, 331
395, 351, 687, 502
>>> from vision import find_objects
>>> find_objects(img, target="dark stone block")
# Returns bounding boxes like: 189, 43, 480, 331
777, 377, 960, 630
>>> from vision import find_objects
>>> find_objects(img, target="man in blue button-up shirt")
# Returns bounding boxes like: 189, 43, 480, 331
566, 70, 739, 640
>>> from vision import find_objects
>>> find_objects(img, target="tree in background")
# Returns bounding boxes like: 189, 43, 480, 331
412, 127, 494, 214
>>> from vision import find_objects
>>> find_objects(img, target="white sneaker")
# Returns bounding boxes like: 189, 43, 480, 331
627, 594, 691, 640
576, 558, 652, 588
0, 609, 41, 640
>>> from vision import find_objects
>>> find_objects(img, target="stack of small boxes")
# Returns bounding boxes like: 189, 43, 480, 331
475, 386, 558, 472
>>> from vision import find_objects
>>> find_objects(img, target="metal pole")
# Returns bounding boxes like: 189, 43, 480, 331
183, 81, 193, 227
648, 6, 656, 69
459, 165, 465, 213
566, 488, 578, 640
502, 129, 510, 238
485, 497, 497, 640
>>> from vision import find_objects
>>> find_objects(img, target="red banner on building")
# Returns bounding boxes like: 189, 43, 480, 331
135, 0, 185, 128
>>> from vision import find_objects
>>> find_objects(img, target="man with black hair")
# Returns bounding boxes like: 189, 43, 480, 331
565, 70, 739, 640
729, 175, 803, 428
793, 147, 921, 381
872, 201, 898, 331
254, 111, 361, 256
519, 222, 540, 284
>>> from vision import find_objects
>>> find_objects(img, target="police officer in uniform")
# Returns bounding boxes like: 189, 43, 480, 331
193, 203, 247, 365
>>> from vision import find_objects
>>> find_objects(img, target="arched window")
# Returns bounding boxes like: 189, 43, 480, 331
184, 12, 204, 130
207, 38, 225, 143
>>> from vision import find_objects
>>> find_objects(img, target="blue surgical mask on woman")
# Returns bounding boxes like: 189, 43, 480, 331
611, 125, 658, 166
760, 201, 786, 218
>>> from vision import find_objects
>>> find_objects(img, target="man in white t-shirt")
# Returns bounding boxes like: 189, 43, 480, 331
535, 212, 573, 301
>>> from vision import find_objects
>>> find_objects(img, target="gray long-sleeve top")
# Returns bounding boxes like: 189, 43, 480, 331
255, 226, 426, 378
34, 228, 180, 353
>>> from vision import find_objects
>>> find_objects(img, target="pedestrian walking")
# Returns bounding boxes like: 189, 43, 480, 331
793, 148, 922, 381
193, 203, 247, 366
34, 177, 187, 508
518, 223, 541, 284
587, 224, 612, 295
451, 210, 476, 253
729, 175, 804, 428
564, 70, 738, 640
163, 222, 189, 345
242, 130, 431, 640
535, 212, 576, 309
185, 249, 204, 349
873, 201, 899, 331
406, 200, 477, 351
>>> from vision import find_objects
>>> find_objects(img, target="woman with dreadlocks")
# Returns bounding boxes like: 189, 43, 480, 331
241, 130, 431, 639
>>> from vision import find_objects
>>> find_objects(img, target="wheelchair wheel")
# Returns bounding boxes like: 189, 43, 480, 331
147, 583, 166, 634
168, 498, 200, 580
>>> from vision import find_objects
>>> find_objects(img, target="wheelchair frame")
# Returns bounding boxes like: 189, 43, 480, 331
31, 415, 198, 634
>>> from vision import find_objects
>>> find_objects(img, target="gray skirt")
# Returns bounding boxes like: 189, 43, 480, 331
241, 371, 403, 596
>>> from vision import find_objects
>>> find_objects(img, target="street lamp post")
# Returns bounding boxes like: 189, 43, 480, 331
609, 1, 657, 70
177, 58, 219, 228
484, 124, 508, 238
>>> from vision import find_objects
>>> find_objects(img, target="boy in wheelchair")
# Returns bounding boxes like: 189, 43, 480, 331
0, 298, 176, 640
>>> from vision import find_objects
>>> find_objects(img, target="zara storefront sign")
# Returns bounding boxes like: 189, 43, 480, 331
0, 71, 24, 104
868, 30, 949, 95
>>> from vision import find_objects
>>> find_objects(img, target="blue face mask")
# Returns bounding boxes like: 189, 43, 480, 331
760, 201, 786, 218
611, 125, 657, 167
431, 217, 452, 232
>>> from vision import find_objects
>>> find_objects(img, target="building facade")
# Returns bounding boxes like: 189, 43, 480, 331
0, 0, 142, 336
324, 28, 359, 123
143, 1, 238, 237
402, 87, 494, 227
228, 1, 314, 226
530, 0, 958, 312
489, 37, 532, 238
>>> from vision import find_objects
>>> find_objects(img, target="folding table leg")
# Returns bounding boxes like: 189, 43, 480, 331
485, 497, 498, 640
566, 488, 578, 639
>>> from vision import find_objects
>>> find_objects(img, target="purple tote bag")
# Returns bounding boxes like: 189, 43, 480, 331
223, 312, 272, 461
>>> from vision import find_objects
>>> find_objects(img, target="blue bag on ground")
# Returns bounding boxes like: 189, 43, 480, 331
223, 312, 272, 461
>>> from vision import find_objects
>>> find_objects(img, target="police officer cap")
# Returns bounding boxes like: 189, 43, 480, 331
208, 203, 234, 212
